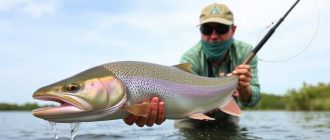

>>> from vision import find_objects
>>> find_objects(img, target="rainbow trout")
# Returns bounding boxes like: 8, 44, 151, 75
32, 61, 241, 123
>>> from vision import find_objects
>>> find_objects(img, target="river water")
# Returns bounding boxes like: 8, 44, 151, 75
1, 111, 329, 140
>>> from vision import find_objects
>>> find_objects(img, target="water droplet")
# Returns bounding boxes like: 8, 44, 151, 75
70, 122, 81, 140
49, 121, 59, 139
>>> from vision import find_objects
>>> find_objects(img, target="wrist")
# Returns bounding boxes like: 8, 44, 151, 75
237, 86, 251, 102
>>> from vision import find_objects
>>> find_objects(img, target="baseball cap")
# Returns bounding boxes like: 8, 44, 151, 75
199, 3, 234, 25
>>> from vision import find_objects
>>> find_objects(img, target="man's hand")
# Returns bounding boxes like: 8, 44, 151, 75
233, 64, 252, 90
232, 64, 252, 102
123, 97, 166, 127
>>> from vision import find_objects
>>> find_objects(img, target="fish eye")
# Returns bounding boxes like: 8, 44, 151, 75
66, 83, 81, 93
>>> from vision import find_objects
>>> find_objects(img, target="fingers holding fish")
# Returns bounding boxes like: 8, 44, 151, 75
146, 97, 160, 127
144, 97, 166, 127
123, 114, 140, 126
155, 101, 165, 125
124, 97, 165, 127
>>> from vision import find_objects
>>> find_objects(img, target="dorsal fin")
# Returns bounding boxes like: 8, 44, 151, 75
173, 63, 192, 73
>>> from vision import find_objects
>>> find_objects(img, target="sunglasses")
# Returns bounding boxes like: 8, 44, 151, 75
200, 24, 231, 35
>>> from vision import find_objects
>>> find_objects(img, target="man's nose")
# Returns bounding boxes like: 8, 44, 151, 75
210, 30, 220, 40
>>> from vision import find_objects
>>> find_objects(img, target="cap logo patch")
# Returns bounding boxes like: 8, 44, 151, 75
210, 6, 221, 15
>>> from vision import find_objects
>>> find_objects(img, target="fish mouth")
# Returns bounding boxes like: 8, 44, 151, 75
32, 91, 91, 118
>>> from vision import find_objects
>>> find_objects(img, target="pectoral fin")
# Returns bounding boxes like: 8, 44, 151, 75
219, 97, 242, 117
188, 113, 215, 120
123, 102, 153, 117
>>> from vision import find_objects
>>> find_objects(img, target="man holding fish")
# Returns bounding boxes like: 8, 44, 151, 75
124, 3, 261, 128
32, 3, 261, 130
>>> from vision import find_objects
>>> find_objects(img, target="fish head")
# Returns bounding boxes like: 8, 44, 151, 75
32, 66, 127, 122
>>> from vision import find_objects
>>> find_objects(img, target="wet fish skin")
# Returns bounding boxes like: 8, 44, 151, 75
32, 61, 240, 122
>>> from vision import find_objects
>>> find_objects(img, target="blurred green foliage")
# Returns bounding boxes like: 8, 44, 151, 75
247, 93, 285, 110
283, 82, 330, 111
249, 82, 330, 111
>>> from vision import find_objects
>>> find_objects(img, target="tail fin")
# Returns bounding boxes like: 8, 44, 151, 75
219, 97, 242, 117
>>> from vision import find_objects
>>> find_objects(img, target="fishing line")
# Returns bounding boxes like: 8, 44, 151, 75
255, 0, 320, 63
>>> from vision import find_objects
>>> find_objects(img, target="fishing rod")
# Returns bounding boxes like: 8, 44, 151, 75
242, 0, 301, 64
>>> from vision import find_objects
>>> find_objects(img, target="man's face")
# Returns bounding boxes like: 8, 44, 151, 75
200, 22, 236, 42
